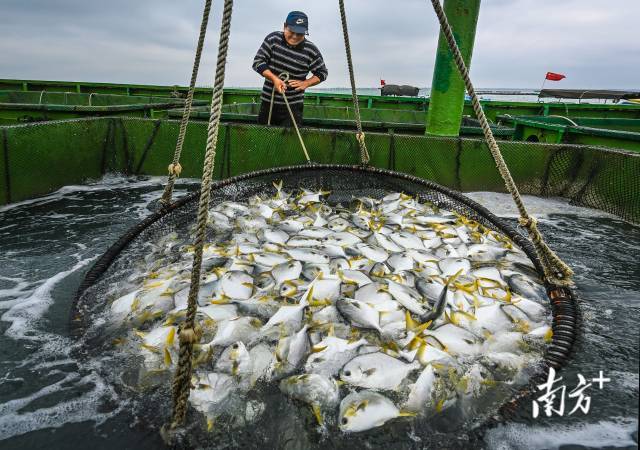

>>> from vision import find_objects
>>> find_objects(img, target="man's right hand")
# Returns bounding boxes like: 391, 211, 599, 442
261, 69, 287, 94
272, 77, 287, 94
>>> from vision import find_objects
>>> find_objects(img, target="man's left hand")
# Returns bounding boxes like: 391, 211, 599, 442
288, 80, 309, 91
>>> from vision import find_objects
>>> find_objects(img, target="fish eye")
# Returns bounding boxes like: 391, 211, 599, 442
232, 343, 239, 349
341, 417, 348, 425
344, 370, 351, 376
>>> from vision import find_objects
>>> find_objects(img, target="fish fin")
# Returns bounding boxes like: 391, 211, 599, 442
207, 418, 215, 432
458, 310, 477, 321
141, 343, 160, 354
311, 404, 324, 425
398, 410, 418, 417
544, 328, 554, 343
163, 347, 173, 366
310, 345, 328, 353
435, 398, 445, 413
444, 310, 457, 325
413, 320, 433, 335
134, 330, 147, 339
445, 269, 464, 286
166, 327, 176, 346
405, 311, 418, 331
408, 335, 425, 351
232, 360, 239, 376
363, 368, 377, 376
416, 342, 428, 364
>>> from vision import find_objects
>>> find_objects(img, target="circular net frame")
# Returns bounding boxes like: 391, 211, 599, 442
72, 164, 579, 448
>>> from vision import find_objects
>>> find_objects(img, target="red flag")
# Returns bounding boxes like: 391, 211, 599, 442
545, 72, 566, 81
380, 79, 386, 86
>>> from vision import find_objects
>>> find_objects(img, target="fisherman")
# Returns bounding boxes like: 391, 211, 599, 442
252, 11, 328, 127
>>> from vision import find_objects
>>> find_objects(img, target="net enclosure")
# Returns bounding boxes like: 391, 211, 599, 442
72, 164, 579, 448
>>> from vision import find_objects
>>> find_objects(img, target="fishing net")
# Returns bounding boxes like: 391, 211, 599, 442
72, 164, 579, 448
3, 117, 637, 222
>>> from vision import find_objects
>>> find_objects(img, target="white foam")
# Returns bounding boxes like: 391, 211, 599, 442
465, 192, 618, 220
0, 369, 121, 440
1, 257, 95, 341
485, 417, 638, 450
0, 174, 198, 213
0, 278, 32, 304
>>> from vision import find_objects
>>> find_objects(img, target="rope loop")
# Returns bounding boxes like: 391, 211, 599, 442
160, 0, 212, 206
518, 216, 534, 228
338, 0, 370, 166
178, 326, 197, 344
168, 163, 183, 177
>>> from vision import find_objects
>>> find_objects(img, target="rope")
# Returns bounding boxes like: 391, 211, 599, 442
160, 0, 212, 206
338, 0, 370, 165
268, 71, 311, 163
428, 0, 573, 286
170, 0, 234, 429
267, 72, 283, 126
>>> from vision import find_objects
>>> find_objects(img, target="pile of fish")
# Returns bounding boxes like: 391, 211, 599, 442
107, 182, 552, 433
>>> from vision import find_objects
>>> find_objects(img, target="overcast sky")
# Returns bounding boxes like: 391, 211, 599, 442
1, 0, 638, 89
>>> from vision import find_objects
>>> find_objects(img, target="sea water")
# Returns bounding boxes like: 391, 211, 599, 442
0, 176, 637, 449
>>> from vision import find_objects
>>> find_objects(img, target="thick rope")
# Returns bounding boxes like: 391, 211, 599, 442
428, 0, 573, 286
338, 0, 370, 165
170, 0, 234, 429
160, 0, 212, 206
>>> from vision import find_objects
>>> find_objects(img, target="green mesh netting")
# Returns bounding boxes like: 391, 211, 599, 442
1, 118, 637, 223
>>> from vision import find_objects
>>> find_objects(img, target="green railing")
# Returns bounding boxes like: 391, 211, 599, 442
2, 78, 640, 120
1, 117, 637, 222
498, 115, 640, 152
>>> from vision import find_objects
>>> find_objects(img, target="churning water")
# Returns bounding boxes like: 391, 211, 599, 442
0, 176, 637, 449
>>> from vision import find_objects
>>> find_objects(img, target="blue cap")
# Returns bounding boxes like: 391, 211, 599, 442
285, 11, 309, 35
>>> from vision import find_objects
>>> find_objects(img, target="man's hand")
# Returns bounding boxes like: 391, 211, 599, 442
288, 79, 309, 92
262, 70, 287, 94
272, 77, 287, 94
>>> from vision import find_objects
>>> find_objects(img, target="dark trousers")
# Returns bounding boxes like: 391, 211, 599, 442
257, 100, 303, 127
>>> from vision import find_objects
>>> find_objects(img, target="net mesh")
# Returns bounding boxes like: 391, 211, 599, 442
69, 163, 580, 448
3, 117, 635, 220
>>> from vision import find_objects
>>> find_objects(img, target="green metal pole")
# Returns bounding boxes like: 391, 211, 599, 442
426, 0, 481, 136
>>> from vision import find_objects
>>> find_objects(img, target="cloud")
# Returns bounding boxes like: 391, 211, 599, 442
0, 0, 638, 89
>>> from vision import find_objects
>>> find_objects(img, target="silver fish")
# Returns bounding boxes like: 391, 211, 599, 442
339, 390, 411, 433
336, 297, 382, 332
340, 352, 419, 390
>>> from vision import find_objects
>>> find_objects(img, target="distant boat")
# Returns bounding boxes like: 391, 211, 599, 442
379, 80, 420, 97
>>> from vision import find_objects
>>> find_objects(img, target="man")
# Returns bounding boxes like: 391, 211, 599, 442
252, 11, 328, 127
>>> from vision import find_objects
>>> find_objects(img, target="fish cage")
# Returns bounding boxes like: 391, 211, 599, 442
69, 162, 579, 446
1, 104, 639, 449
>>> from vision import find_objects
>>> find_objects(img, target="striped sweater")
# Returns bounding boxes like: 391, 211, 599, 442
252, 31, 328, 105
